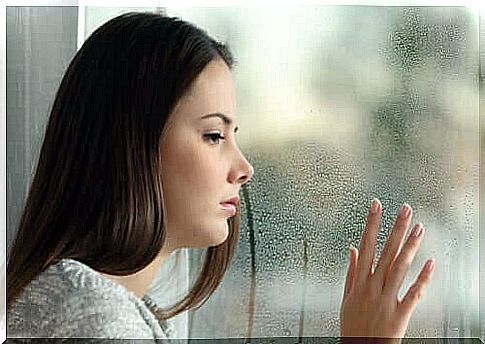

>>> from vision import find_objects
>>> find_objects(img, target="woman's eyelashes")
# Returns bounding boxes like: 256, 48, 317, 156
203, 132, 225, 145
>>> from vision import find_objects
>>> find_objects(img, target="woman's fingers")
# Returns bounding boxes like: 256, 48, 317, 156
340, 199, 435, 340
372, 204, 413, 289
355, 198, 381, 289
381, 224, 426, 300
398, 258, 435, 320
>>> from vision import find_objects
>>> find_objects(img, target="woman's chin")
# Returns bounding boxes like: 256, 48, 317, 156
206, 227, 229, 247
186, 224, 229, 248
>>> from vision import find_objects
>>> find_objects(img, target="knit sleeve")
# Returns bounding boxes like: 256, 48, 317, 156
50, 292, 163, 341
53, 308, 156, 340
7, 259, 172, 342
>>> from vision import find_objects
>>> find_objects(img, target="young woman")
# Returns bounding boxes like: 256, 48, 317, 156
6, 11, 435, 341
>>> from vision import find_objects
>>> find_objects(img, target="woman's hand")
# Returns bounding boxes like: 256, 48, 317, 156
339, 198, 435, 343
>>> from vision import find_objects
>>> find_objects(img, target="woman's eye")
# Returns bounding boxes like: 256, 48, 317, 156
203, 132, 225, 144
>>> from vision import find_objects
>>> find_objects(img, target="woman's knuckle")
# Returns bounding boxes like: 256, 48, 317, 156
405, 256, 414, 267
414, 290, 423, 300
411, 237, 421, 249
401, 250, 415, 266
394, 259, 410, 273
410, 284, 423, 299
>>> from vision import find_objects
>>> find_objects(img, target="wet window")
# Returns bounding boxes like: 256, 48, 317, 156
165, 6, 480, 339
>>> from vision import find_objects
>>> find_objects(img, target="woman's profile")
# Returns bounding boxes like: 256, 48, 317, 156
6, 11, 435, 342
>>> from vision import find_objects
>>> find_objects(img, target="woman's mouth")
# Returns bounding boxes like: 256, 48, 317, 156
220, 203, 237, 216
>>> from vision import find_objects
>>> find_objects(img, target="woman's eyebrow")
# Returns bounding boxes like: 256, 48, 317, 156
200, 112, 239, 133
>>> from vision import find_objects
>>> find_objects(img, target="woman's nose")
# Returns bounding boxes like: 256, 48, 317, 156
231, 150, 254, 185
238, 161, 254, 185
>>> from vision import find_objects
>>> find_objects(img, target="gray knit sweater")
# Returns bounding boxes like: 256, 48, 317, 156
7, 258, 174, 341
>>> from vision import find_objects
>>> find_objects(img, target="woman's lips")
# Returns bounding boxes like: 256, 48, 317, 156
220, 203, 237, 216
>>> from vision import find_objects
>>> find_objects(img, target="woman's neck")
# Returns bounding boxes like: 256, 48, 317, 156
99, 247, 173, 299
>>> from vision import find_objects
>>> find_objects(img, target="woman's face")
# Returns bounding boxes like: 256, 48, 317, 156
159, 59, 254, 250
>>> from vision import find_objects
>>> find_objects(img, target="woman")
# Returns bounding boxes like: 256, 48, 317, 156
6, 11, 435, 341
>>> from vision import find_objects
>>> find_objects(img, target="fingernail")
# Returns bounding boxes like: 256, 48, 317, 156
426, 259, 435, 272
411, 223, 423, 237
370, 198, 380, 214
400, 203, 411, 218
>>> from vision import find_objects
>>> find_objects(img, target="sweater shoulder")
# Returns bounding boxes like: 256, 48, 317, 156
7, 259, 169, 340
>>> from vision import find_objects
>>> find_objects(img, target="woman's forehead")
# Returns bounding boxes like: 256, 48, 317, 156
173, 62, 236, 120
191, 60, 233, 95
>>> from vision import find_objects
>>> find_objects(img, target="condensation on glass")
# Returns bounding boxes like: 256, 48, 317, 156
164, 6, 480, 340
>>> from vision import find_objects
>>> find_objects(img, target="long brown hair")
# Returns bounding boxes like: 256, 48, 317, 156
7, 11, 240, 321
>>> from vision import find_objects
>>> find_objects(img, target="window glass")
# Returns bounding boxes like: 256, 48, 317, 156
164, 6, 480, 339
